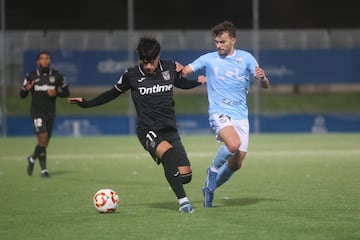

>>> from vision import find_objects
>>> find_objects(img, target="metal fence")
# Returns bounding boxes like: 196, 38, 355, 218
1, 29, 360, 88
1, 29, 360, 136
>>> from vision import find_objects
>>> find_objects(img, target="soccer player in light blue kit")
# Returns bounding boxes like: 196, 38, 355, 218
182, 20, 270, 207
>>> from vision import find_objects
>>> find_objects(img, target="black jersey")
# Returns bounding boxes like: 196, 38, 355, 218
114, 60, 200, 133
20, 69, 70, 117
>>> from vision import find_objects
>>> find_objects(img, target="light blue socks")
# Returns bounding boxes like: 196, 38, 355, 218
213, 145, 235, 169
211, 144, 236, 189
216, 163, 235, 188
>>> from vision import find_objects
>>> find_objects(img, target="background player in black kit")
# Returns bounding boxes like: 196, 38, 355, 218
20, 51, 70, 178
68, 37, 205, 213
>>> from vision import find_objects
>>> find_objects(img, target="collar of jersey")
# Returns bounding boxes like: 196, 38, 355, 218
36, 69, 52, 76
138, 60, 164, 77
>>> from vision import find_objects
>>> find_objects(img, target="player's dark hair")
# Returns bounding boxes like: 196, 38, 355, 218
211, 20, 237, 38
136, 37, 161, 62
37, 50, 50, 60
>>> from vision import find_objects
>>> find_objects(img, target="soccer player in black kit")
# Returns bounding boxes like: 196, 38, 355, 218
20, 51, 70, 178
68, 37, 205, 213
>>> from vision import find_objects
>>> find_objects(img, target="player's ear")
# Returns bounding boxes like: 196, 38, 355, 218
232, 37, 237, 45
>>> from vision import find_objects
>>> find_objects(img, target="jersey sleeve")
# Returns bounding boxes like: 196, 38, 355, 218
174, 71, 201, 89
58, 74, 68, 88
57, 73, 70, 97
114, 70, 131, 93
247, 52, 259, 76
19, 73, 32, 98
188, 54, 207, 73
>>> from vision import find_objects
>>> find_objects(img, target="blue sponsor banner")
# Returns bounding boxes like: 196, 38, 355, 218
23, 50, 206, 86
6, 114, 360, 136
260, 49, 360, 85
24, 49, 360, 86
7, 116, 130, 136
255, 114, 360, 133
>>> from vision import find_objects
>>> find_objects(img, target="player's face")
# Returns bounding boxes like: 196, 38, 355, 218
37, 54, 51, 69
214, 32, 236, 56
141, 54, 160, 75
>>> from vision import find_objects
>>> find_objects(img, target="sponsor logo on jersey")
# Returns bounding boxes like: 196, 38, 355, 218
162, 71, 170, 80
138, 84, 173, 95
236, 57, 243, 63
138, 77, 146, 82
34, 85, 56, 91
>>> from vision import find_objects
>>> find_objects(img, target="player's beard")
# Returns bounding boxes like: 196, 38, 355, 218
144, 68, 155, 75
39, 66, 50, 74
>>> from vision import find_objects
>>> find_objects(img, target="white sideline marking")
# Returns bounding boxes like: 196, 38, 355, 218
0, 149, 359, 161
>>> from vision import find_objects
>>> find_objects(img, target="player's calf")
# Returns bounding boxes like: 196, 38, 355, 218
27, 156, 35, 176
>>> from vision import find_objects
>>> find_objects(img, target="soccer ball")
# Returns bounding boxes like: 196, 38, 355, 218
93, 188, 120, 213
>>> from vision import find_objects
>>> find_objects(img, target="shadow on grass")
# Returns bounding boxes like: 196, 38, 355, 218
148, 201, 179, 212
48, 170, 69, 176
217, 197, 282, 207
146, 197, 282, 211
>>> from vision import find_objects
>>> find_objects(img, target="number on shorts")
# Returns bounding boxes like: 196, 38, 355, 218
146, 131, 157, 142
34, 118, 43, 127
145, 130, 158, 149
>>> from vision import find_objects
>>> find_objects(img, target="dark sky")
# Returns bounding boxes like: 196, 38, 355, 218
3, 0, 359, 30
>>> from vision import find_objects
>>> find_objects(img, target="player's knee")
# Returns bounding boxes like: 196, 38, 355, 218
37, 132, 49, 146
227, 141, 240, 154
226, 136, 241, 153
181, 172, 192, 184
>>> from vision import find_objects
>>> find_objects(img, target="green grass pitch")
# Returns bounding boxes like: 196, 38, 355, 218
0, 134, 359, 240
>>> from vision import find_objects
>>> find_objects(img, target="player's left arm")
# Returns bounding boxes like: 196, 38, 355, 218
174, 61, 206, 89
254, 66, 270, 89
20, 74, 34, 98
56, 74, 70, 97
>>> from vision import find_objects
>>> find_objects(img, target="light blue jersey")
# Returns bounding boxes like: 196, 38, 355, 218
189, 49, 258, 120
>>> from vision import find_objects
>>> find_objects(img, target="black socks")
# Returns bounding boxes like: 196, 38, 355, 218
32, 145, 47, 170
161, 148, 186, 199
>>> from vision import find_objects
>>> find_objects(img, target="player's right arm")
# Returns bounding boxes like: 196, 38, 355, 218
68, 72, 130, 108
19, 74, 35, 98
181, 54, 207, 78
181, 65, 194, 78
68, 87, 121, 108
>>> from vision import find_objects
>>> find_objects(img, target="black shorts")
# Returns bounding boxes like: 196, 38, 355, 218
31, 114, 55, 136
137, 127, 190, 166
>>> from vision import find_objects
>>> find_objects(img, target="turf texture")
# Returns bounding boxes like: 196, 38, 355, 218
0, 134, 359, 240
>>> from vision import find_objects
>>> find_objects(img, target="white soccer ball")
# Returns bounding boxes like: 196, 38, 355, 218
93, 188, 120, 213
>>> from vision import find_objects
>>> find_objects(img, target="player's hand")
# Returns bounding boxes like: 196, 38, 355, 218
68, 97, 84, 104
255, 67, 269, 88
68, 97, 88, 108
175, 61, 184, 72
24, 80, 35, 91
197, 75, 206, 85
48, 88, 57, 97
255, 67, 266, 79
